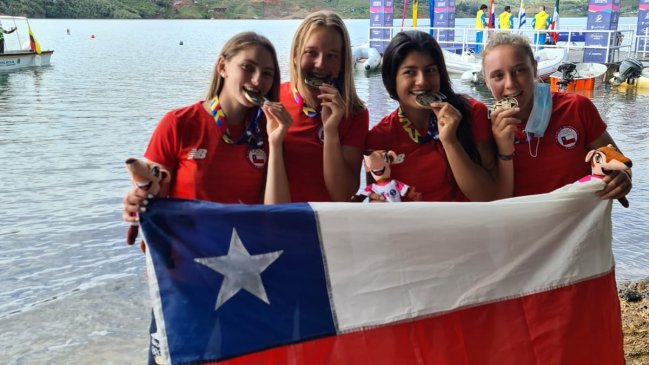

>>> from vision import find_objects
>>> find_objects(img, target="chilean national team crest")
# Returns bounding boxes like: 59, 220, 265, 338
555, 126, 579, 150
247, 148, 267, 168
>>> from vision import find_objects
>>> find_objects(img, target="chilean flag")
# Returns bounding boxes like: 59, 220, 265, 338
140, 180, 624, 365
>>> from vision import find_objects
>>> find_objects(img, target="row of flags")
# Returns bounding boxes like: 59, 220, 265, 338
486, 0, 559, 38
403, 0, 560, 40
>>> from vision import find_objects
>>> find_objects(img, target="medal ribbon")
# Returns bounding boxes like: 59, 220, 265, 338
209, 95, 264, 147
293, 89, 319, 118
398, 108, 439, 144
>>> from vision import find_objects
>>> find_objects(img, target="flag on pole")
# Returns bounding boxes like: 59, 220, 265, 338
400, 0, 409, 30
550, 0, 560, 42
487, 0, 496, 28
518, 0, 527, 31
28, 26, 41, 54
140, 181, 625, 365
412, 0, 419, 27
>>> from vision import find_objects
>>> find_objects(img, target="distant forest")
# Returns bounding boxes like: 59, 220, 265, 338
0, 0, 642, 19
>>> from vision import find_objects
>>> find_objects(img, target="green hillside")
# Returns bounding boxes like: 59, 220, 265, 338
0, 0, 641, 19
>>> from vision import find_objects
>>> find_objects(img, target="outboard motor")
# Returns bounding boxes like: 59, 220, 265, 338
556, 62, 577, 92
471, 71, 485, 85
611, 58, 643, 86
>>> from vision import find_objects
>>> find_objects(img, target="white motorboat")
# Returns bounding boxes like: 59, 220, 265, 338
0, 16, 53, 72
352, 45, 381, 71
443, 49, 481, 75
460, 48, 567, 82
536, 48, 568, 79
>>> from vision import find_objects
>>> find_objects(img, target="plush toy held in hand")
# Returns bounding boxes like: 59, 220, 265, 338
351, 150, 422, 202
125, 158, 170, 251
580, 144, 632, 208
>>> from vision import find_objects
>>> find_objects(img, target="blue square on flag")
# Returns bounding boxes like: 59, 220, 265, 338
139, 199, 336, 363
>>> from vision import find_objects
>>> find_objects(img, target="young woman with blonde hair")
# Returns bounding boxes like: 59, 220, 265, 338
481, 32, 631, 200
266, 10, 369, 203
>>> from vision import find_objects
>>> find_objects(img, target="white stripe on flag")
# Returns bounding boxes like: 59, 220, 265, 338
312, 180, 613, 332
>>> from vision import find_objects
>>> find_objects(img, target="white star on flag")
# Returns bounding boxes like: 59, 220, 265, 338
195, 228, 283, 310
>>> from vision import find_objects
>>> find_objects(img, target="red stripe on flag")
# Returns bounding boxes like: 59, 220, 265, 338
213, 271, 623, 365
488, 0, 495, 28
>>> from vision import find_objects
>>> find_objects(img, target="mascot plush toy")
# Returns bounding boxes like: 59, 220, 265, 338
125, 157, 170, 252
352, 150, 422, 202
580, 144, 632, 208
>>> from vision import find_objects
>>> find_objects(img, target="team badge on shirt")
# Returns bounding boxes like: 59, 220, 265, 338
555, 126, 579, 150
247, 148, 267, 168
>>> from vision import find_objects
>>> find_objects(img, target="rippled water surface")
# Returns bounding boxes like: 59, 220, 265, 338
0, 18, 647, 364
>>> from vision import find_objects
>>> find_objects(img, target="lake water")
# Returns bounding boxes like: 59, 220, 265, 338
0, 18, 647, 364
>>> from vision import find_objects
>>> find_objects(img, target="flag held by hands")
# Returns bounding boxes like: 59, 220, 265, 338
141, 181, 624, 365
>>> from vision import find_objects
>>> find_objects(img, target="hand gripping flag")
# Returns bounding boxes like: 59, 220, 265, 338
140, 180, 624, 365
28, 26, 41, 54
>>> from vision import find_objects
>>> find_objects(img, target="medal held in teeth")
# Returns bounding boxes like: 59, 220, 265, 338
415, 92, 447, 109
488, 97, 519, 119
304, 76, 330, 89
243, 89, 268, 107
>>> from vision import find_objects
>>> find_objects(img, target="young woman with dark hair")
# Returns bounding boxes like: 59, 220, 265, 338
366, 30, 513, 202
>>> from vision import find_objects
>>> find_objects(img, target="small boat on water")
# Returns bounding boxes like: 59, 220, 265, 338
611, 72, 649, 90
0, 15, 53, 72
549, 62, 608, 92
459, 48, 567, 83
443, 49, 481, 75
609, 58, 649, 90
351, 45, 381, 71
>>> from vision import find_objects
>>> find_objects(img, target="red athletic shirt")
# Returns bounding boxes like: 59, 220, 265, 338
512, 93, 607, 196
145, 101, 268, 204
280, 82, 369, 202
366, 98, 492, 202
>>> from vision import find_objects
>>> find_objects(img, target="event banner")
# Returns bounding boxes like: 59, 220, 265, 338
432, 0, 456, 44
638, 0, 649, 52
369, 0, 394, 53
584, 0, 621, 62
140, 181, 624, 365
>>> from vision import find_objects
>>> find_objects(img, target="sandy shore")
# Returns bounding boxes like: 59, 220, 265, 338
619, 278, 649, 364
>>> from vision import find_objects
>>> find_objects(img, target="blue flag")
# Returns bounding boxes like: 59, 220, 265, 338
140, 199, 336, 364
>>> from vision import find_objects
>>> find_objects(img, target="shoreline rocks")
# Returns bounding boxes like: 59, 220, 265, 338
618, 278, 649, 363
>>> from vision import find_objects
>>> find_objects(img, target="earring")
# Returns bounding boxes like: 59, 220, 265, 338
220, 73, 226, 78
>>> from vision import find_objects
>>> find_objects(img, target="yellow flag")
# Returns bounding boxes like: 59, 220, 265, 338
413, 0, 419, 27
28, 26, 42, 54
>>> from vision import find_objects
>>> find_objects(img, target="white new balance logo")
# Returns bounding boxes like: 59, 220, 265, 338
188, 148, 207, 160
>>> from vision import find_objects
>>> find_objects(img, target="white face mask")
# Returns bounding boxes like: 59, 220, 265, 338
525, 82, 552, 138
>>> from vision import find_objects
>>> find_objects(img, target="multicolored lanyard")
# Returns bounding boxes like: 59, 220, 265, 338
398, 108, 439, 144
209, 95, 263, 147
293, 89, 319, 118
